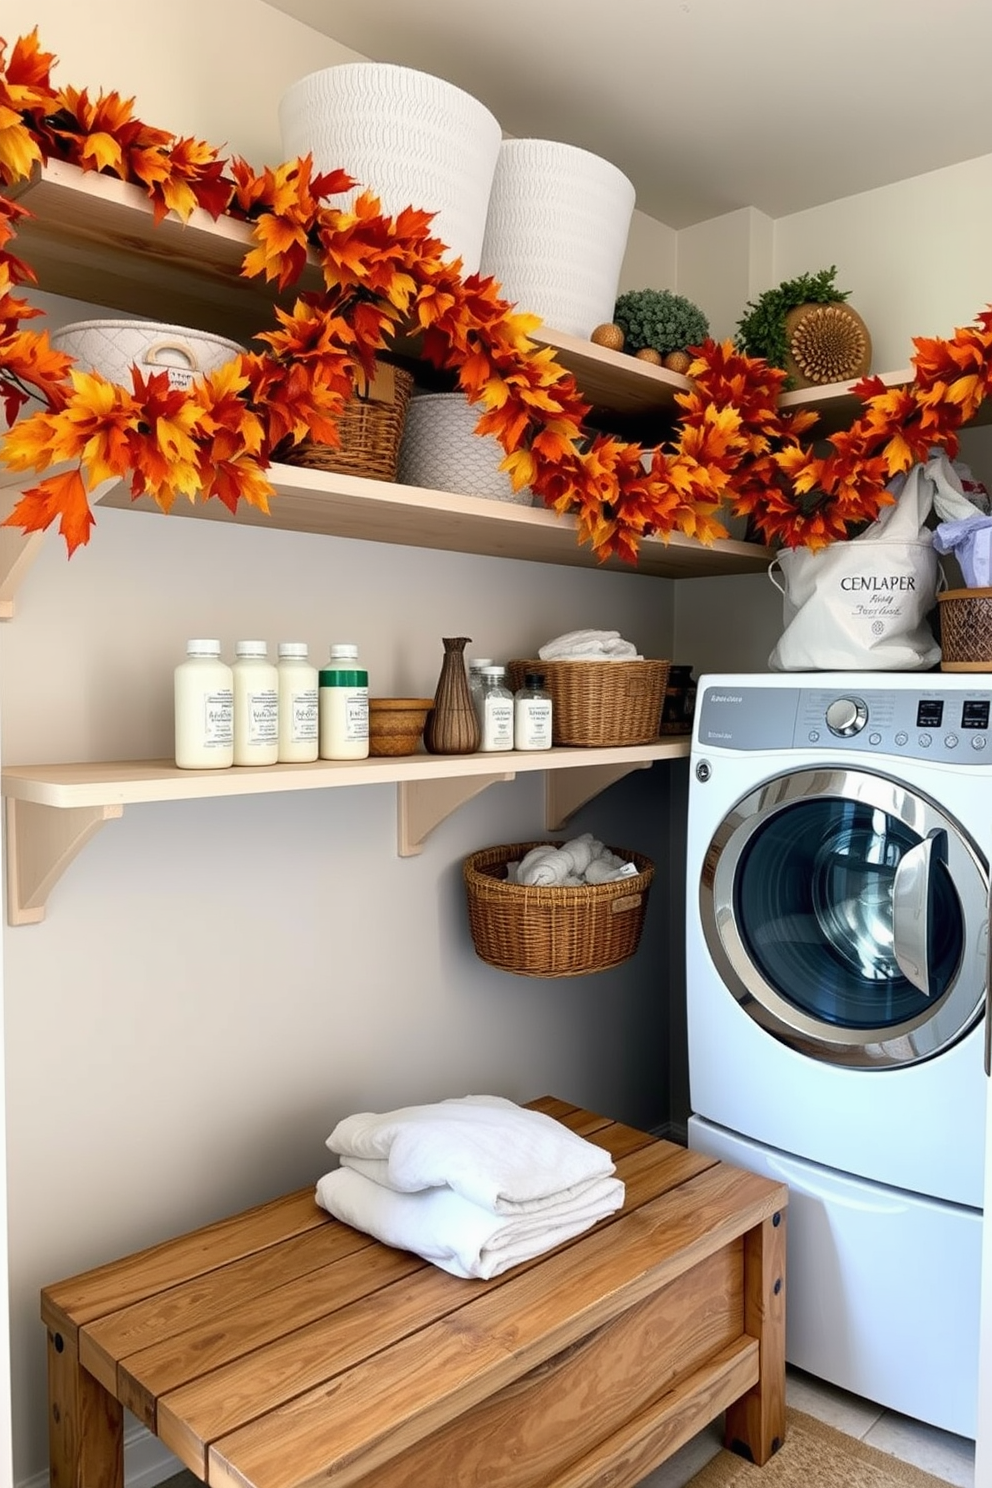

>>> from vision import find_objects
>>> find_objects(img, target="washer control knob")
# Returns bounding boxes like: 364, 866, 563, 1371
825, 696, 868, 737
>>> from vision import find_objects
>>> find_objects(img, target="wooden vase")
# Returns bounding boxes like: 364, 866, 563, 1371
423, 636, 481, 754
783, 301, 872, 388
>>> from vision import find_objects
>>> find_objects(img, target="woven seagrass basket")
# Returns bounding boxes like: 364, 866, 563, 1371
938, 587, 992, 670
279, 361, 414, 482
463, 841, 654, 978
505, 659, 669, 746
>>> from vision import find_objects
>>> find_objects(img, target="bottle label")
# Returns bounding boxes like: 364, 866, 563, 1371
204, 689, 234, 747
482, 697, 514, 749
248, 688, 278, 744
291, 689, 318, 742
344, 694, 369, 741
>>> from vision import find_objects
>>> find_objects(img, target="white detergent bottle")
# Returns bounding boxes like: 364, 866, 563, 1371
174, 639, 234, 769
319, 643, 369, 759
232, 640, 279, 766
277, 642, 319, 763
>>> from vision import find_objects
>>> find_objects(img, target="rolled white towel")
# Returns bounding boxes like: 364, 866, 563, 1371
316, 1165, 625, 1280
326, 1094, 617, 1213
538, 629, 642, 661
518, 834, 601, 886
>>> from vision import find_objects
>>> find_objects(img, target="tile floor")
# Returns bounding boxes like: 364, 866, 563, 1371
637, 1366, 976, 1488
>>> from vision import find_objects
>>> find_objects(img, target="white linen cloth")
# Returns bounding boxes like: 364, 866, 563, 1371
514, 834, 637, 887
538, 629, 642, 661
325, 1094, 617, 1212
315, 1164, 625, 1280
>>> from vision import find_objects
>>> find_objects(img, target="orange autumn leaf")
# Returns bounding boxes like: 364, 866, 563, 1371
4, 467, 95, 554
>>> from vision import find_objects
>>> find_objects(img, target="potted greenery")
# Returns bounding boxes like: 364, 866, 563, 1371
609, 287, 710, 370
735, 265, 870, 388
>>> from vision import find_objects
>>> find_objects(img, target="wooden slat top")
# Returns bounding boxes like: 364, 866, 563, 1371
41, 1099, 787, 1488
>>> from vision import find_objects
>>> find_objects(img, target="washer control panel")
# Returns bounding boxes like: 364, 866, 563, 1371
697, 684, 992, 763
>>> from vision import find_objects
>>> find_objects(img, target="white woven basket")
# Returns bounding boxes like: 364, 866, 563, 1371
398, 393, 533, 504
51, 319, 243, 391
279, 63, 501, 275
480, 139, 636, 337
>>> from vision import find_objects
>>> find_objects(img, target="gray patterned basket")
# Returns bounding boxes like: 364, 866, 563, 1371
398, 392, 533, 504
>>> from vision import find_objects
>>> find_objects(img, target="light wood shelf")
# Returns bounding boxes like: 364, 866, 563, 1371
1, 740, 690, 924
92, 464, 771, 578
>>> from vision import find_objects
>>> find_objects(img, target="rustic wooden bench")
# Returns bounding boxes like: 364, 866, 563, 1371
41, 1097, 788, 1488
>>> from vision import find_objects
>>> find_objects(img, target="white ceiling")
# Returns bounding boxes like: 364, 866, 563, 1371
263, 0, 992, 228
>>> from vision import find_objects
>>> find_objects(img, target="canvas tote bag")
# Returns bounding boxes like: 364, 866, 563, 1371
768, 453, 975, 671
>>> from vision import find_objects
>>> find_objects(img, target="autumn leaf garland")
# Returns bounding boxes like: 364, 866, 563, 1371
1, 27, 992, 563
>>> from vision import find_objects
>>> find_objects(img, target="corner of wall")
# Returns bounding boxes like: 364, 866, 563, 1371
675, 206, 774, 342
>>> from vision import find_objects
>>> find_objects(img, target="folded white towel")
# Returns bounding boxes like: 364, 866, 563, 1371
315, 1165, 625, 1280
326, 1094, 616, 1214
516, 835, 637, 888
538, 629, 642, 661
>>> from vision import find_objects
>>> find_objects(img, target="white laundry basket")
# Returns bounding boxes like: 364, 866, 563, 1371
279, 63, 502, 275
398, 393, 533, 504
480, 139, 636, 338
50, 319, 243, 391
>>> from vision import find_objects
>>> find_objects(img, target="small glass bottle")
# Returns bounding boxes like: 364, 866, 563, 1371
514, 670, 553, 751
276, 642, 319, 763
232, 640, 279, 766
174, 639, 234, 769
467, 656, 494, 730
319, 643, 369, 760
478, 664, 514, 752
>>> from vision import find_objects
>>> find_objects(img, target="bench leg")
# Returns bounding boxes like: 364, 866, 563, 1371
724, 1207, 787, 1466
48, 1327, 123, 1488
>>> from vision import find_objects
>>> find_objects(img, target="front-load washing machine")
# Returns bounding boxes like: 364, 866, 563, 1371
685, 673, 990, 1439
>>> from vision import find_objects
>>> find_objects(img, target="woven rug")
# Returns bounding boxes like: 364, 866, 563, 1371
686, 1408, 954, 1488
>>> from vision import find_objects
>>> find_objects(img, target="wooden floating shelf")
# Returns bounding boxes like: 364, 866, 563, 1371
6, 160, 931, 430
93, 464, 773, 578
1, 740, 691, 924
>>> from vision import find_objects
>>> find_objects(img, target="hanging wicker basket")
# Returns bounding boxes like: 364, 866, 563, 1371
938, 587, 992, 670
279, 362, 414, 482
464, 840, 654, 978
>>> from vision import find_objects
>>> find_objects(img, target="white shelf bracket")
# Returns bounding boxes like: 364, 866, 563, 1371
397, 772, 515, 856
0, 473, 122, 619
5, 797, 124, 925
545, 760, 653, 832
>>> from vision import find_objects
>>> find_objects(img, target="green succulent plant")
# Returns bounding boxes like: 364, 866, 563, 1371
735, 265, 850, 375
613, 287, 710, 358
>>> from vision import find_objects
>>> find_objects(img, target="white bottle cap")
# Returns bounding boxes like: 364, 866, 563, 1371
235, 640, 268, 658
481, 665, 505, 677
278, 642, 309, 658
186, 639, 221, 656
468, 657, 494, 670
329, 643, 359, 660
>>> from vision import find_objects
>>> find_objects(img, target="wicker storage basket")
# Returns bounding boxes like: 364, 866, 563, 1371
464, 841, 654, 978
280, 362, 414, 482
938, 587, 992, 670
505, 659, 669, 746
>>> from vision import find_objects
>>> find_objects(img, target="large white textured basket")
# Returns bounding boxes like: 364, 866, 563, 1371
480, 139, 636, 337
398, 393, 533, 504
51, 320, 243, 391
278, 63, 501, 275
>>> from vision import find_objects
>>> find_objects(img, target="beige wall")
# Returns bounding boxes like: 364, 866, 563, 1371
2, 4, 678, 1481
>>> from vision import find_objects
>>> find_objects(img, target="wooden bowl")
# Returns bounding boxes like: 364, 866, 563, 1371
368, 697, 434, 756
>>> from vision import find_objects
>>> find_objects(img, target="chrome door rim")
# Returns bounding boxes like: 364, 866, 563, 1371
700, 766, 989, 1068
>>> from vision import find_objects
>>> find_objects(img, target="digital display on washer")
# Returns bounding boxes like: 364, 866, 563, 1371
962, 699, 990, 730
916, 700, 943, 728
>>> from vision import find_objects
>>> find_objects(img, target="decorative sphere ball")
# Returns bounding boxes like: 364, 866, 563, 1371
635, 347, 663, 364
591, 322, 625, 351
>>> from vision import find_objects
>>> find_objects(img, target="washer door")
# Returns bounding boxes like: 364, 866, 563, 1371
701, 767, 989, 1067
